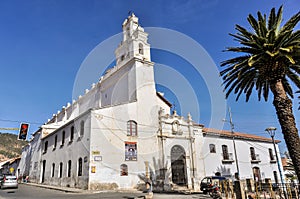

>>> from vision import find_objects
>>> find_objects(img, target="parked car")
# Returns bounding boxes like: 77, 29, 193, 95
0, 175, 18, 189
200, 176, 226, 194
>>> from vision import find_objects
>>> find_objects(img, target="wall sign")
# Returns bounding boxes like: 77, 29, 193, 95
94, 156, 102, 161
92, 151, 100, 155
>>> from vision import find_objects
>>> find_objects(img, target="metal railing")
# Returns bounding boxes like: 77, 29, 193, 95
222, 153, 234, 162
217, 180, 299, 199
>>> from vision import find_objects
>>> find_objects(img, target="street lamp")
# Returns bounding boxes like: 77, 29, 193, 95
265, 127, 287, 199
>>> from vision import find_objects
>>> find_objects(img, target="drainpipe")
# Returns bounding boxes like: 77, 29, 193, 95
158, 108, 165, 191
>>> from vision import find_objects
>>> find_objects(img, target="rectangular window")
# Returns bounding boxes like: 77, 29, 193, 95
54, 135, 57, 150
250, 147, 256, 160
209, 144, 216, 153
125, 142, 137, 161
80, 121, 84, 137
269, 148, 275, 161
222, 145, 229, 160
70, 126, 74, 143
61, 131, 65, 146
44, 141, 48, 154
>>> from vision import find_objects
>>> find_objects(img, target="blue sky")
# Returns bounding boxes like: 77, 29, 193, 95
0, 0, 299, 154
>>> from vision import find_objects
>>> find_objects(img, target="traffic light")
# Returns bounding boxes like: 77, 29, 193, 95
18, 123, 29, 140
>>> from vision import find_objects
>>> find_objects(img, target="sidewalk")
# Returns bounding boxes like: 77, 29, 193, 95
22, 182, 86, 193
21, 182, 210, 198
23, 182, 146, 194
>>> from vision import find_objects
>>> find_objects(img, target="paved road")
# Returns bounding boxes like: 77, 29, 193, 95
0, 184, 211, 199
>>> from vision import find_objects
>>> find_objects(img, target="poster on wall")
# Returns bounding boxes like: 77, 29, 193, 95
125, 142, 137, 161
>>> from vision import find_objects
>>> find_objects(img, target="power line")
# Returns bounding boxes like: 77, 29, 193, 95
0, 127, 19, 131
0, 118, 43, 125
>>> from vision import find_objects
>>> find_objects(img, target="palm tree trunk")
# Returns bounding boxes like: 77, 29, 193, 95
270, 80, 300, 182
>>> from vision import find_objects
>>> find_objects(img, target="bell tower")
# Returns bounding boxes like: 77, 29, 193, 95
115, 13, 151, 67
100, 13, 156, 109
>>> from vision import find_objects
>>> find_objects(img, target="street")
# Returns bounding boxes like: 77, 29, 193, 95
0, 184, 211, 199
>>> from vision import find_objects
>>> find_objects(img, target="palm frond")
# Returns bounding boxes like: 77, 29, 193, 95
268, 7, 276, 31
280, 10, 300, 34
221, 6, 300, 102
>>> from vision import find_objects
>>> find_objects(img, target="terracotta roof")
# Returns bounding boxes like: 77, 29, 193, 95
203, 127, 280, 143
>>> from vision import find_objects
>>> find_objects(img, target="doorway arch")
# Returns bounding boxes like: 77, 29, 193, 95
171, 145, 187, 186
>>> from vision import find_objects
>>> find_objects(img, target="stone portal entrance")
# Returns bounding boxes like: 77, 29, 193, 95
171, 145, 187, 186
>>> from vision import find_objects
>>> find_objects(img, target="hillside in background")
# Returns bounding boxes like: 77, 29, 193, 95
0, 133, 28, 162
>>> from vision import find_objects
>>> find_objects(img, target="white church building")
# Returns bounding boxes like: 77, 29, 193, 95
18, 14, 284, 192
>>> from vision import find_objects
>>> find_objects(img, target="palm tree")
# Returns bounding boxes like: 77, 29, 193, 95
220, 6, 300, 181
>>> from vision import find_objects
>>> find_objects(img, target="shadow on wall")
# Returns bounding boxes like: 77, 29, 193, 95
138, 157, 172, 192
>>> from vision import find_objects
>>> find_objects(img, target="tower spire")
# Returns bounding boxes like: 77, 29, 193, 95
115, 13, 151, 67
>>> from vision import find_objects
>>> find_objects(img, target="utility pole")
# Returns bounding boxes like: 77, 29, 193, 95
227, 108, 245, 199
228, 107, 240, 180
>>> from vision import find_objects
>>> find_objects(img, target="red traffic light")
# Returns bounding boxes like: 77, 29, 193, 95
18, 123, 29, 140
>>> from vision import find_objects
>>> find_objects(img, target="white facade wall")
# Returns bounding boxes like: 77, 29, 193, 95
202, 134, 282, 183
39, 112, 91, 189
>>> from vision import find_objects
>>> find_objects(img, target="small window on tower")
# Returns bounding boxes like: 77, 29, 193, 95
127, 27, 130, 39
139, 43, 144, 55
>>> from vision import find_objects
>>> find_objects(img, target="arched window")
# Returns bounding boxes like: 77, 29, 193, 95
59, 162, 63, 178
80, 121, 84, 137
127, 120, 137, 136
67, 160, 72, 177
222, 145, 229, 160
51, 163, 55, 178
209, 144, 216, 153
138, 43, 144, 54
78, 158, 83, 176
120, 164, 128, 176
